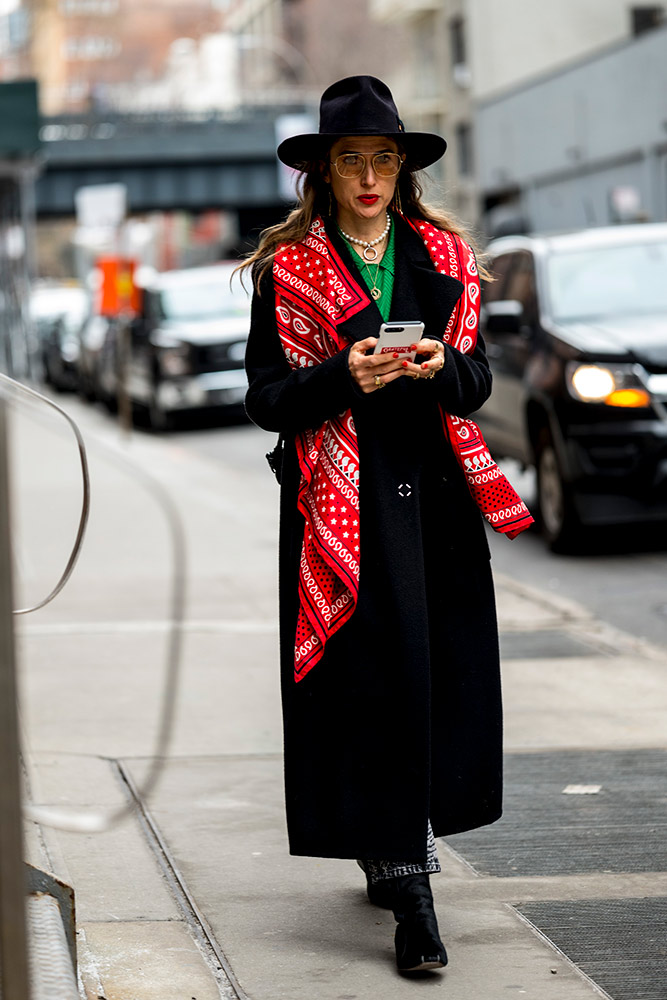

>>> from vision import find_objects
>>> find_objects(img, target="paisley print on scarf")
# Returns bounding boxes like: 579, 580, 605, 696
274, 215, 533, 682
405, 219, 534, 542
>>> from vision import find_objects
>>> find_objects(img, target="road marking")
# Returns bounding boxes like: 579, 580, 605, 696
562, 784, 602, 795
19, 619, 278, 637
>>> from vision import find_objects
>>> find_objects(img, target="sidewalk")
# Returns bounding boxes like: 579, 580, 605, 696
13, 397, 667, 1000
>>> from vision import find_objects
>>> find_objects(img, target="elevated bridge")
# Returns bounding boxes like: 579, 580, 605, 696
36, 110, 297, 234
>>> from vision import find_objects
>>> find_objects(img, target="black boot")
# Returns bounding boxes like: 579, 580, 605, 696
392, 874, 448, 973
356, 861, 395, 909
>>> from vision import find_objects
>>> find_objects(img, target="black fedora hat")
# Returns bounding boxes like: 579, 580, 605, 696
277, 75, 447, 171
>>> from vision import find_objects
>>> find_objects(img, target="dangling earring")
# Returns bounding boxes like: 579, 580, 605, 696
392, 182, 403, 215
328, 187, 334, 216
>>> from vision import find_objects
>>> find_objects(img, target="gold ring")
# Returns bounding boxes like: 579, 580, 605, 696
425, 370, 436, 380
374, 375, 385, 389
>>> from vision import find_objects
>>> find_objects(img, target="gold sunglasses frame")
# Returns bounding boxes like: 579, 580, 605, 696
330, 152, 404, 179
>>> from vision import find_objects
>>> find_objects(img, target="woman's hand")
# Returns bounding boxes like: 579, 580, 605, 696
401, 339, 446, 381
348, 337, 408, 394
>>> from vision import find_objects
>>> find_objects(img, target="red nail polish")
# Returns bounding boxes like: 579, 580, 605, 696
402, 360, 408, 368
421, 362, 428, 370
410, 344, 417, 351
393, 352, 399, 359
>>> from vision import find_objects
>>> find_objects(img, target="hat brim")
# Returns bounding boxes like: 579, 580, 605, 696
276, 131, 447, 172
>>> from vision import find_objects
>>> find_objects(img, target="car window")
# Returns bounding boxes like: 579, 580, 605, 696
503, 251, 538, 325
158, 276, 250, 322
547, 241, 667, 321
482, 253, 514, 303
31, 287, 87, 332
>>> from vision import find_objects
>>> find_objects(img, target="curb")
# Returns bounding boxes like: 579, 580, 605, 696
495, 570, 667, 663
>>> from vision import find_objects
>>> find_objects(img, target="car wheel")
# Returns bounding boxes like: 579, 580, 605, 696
148, 390, 173, 432
77, 370, 97, 403
536, 428, 582, 553
102, 391, 118, 414
44, 357, 64, 392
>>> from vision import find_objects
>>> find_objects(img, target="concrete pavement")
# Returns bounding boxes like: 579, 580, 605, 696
12, 396, 667, 999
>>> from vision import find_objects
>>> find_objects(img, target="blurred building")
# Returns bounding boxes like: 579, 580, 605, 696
0, 78, 40, 376
0, 0, 400, 114
0, 0, 252, 276
478, 21, 667, 235
0, 0, 31, 79
0, 0, 228, 114
225, 0, 400, 108
370, 0, 666, 231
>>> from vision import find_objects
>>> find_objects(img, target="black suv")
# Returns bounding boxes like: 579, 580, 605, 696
476, 224, 667, 550
96, 262, 251, 429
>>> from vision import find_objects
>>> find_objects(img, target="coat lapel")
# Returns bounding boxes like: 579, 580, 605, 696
325, 214, 465, 346
391, 216, 465, 340
326, 218, 383, 345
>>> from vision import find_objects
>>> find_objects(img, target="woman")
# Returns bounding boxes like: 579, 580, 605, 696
242, 76, 532, 974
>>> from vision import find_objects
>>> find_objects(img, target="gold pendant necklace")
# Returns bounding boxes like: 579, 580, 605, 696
364, 259, 382, 300
337, 222, 387, 301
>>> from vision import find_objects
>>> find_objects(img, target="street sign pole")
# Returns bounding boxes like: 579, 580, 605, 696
0, 395, 31, 999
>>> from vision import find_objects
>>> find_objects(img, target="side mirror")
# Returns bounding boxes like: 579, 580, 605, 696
484, 299, 523, 335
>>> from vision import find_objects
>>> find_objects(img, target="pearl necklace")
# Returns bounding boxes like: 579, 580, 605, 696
338, 212, 391, 262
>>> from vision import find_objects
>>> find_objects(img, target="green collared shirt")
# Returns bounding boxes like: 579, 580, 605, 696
340, 219, 395, 321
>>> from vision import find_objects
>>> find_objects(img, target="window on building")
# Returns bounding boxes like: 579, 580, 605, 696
414, 13, 439, 100
0, 16, 10, 57
455, 121, 473, 177
0, 8, 29, 53
450, 16, 471, 87
62, 36, 120, 59
60, 0, 118, 13
631, 5, 665, 34
450, 16, 466, 67
66, 80, 89, 102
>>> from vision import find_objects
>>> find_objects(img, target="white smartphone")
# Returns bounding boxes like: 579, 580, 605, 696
373, 321, 425, 362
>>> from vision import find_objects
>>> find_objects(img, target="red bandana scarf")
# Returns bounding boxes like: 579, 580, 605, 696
274, 215, 533, 683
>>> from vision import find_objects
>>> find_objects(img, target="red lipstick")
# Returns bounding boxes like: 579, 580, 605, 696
358, 195, 379, 204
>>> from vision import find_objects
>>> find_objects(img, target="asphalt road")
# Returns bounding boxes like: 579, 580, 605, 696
486, 459, 667, 653
165, 413, 667, 653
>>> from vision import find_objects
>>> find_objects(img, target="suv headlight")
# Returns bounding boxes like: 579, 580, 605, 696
160, 346, 191, 377
566, 362, 651, 407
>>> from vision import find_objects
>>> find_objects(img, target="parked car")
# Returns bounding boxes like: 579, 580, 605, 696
76, 312, 116, 403
30, 282, 88, 391
97, 262, 251, 429
476, 223, 667, 550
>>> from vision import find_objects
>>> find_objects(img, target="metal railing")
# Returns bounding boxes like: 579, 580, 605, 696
0, 372, 188, 994
0, 395, 31, 999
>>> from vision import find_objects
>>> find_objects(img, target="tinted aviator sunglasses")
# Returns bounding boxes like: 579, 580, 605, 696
330, 152, 404, 178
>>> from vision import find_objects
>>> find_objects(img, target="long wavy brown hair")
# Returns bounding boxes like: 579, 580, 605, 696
236, 153, 492, 291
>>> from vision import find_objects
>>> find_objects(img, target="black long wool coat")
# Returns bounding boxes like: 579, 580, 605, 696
245, 216, 502, 862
